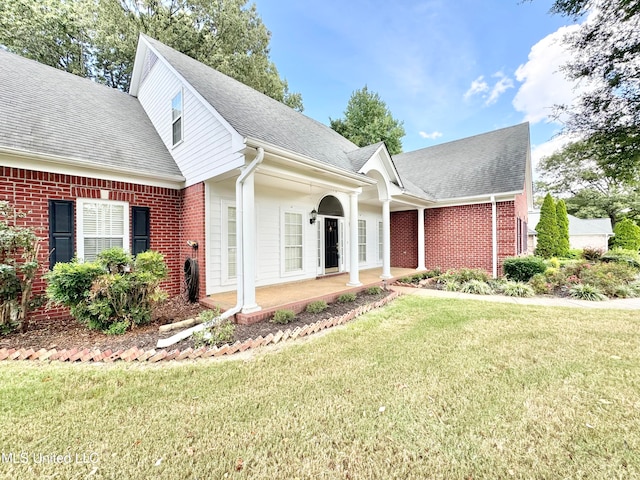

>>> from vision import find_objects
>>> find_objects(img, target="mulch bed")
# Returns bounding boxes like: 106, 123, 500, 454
0, 291, 393, 353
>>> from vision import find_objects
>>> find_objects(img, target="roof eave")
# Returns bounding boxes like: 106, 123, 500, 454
427, 189, 524, 208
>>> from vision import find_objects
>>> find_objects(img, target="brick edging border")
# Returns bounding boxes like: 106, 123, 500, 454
0, 292, 401, 364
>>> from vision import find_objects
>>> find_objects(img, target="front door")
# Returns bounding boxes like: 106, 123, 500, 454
324, 218, 339, 272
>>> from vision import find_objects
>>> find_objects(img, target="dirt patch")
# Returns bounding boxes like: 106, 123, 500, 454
1, 291, 393, 352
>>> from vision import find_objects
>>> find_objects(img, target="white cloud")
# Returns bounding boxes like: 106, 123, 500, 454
419, 131, 443, 140
513, 24, 582, 124
464, 72, 514, 105
464, 75, 489, 100
486, 71, 514, 105
531, 132, 582, 178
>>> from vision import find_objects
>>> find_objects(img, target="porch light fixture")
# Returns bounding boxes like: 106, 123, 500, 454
310, 209, 318, 224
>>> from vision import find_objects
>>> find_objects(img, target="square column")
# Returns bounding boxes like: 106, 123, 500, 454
417, 207, 426, 271
241, 170, 261, 314
381, 199, 392, 279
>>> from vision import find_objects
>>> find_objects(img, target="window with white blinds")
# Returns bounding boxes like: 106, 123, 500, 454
358, 219, 367, 263
77, 199, 129, 262
227, 206, 237, 279
284, 212, 303, 273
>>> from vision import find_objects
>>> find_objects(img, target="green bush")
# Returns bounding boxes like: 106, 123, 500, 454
443, 279, 461, 291
502, 256, 547, 282
601, 249, 640, 269
198, 307, 222, 324
45, 248, 168, 334
535, 193, 559, 258
579, 262, 638, 297
460, 280, 493, 295
569, 284, 606, 301
613, 285, 637, 299
338, 293, 356, 303
306, 300, 328, 314
556, 200, 570, 257
565, 249, 583, 259
272, 309, 295, 324
500, 281, 535, 297
582, 247, 604, 261
443, 268, 490, 283
366, 286, 383, 295
611, 218, 640, 250
193, 319, 235, 347
528, 273, 551, 295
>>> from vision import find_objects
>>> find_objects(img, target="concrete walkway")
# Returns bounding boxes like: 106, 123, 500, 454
392, 286, 640, 310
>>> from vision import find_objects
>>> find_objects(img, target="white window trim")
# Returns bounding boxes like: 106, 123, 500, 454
221, 200, 237, 285
76, 198, 130, 262
281, 208, 305, 277
171, 88, 184, 147
358, 219, 367, 264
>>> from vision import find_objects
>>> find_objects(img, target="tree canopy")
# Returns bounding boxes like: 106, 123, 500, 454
330, 86, 405, 155
0, 0, 303, 111
543, 0, 640, 181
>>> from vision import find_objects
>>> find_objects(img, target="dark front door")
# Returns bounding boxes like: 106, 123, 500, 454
324, 218, 339, 270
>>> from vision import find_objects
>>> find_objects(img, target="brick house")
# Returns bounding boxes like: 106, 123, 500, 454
0, 35, 531, 319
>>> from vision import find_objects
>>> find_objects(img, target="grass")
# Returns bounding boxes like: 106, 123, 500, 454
1, 296, 639, 479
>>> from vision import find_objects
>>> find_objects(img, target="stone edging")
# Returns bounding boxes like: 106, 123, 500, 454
0, 291, 401, 364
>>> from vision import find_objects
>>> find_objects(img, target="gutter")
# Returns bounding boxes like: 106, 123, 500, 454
157, 148, 265, 348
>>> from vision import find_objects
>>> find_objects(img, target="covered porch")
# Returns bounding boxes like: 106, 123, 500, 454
202, 267, 416, 324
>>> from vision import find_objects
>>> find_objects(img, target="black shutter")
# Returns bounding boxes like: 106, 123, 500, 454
49, 200, 74, 269
132, 207, 150, 255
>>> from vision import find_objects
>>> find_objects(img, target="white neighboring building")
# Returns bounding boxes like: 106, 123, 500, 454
528, 211, 614, 253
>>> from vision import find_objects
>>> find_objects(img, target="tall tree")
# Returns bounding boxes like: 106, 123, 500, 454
610, 218, 640, 250
0, 0, 303, 111
330, 86, 405, 155
535, 193, 559, 258
536, 136, 640, 226
542, 0, 640, 181
556, 199, 570, 257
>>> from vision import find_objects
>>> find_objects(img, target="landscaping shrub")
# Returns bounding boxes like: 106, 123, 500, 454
556, 199, 570, 257
45, 248, 168, 333
528, 273, 551, 295
611, 218, 640, 250
582, 247, 604, 261
447, 268, 490, 283
460, 280, 493, 295
569, 284, 606, 301
306, 300, 328, 314
338, 293, 356, 303
366, 286, 383, 295
193, 319, 235, 347
0, 201, 41, 334
601, 249, 640, 269
502, 256, 547, 282
565, 249, 583, 259
272, 309, 295, 324
444, 280, 461, 291
500, 281, 535, 298
535, 193, 559, 258
199, 307, 222, 324
613, 285, 637, 299
578, 262, 638, 297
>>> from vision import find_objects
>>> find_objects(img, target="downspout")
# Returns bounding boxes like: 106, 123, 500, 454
491, 195, 497, 279
157, 148, 265, 348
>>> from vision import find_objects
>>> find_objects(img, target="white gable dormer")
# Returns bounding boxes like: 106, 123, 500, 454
130, 35, 245, 186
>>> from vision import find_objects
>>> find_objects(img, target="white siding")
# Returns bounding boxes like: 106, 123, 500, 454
137, 56, 244, 186
358, 204, 384, 270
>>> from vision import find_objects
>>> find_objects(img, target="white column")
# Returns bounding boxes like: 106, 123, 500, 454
241, 170, 261, 313
417, 207, 426, 271
347, 192, 362, 286
491, 195, 498, 279
380, 199, 392, 279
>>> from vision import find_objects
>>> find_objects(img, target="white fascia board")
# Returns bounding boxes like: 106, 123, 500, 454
140, 36, 246, 154
128, 34, 148, 96
0, 148, 185, 190
358, 145, 404, 189
244, 137, 376, 188
426, 191, 523, 209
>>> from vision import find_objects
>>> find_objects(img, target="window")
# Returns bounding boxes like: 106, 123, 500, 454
358, 219, 367, 263
131, 207, 150, 255
284, 212, 303, 272
227, 206, 237, 279
171, 90, 183, 146
378, 221, 383, 261
77, 199, 129, 262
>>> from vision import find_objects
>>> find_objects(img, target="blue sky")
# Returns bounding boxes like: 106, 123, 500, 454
255, 0, 582, 171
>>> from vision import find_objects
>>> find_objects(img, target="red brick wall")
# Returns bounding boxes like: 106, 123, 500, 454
179, 182, 207, 299
390, 210, 418, 268
1, 166, 183, 320
390, 201, 520, 276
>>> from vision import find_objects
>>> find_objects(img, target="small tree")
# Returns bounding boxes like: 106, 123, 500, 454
611, 218, 640, 250
0, 201, 41, 334
535, 193, 559, 258
556, 199, 570, 257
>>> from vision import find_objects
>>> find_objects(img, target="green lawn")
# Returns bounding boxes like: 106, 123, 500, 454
1, 296, 639, 479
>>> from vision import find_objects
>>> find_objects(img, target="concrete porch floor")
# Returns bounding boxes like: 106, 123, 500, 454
202, 267, 417, 324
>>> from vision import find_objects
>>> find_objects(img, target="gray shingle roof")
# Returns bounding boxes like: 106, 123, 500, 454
347, 142, 385, 171
0, 48, 182, 179
142, 35, 360, 172
392, 123, 530, 200
528, 212, 613, 236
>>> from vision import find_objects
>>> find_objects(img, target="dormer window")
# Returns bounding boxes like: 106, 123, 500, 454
171, 90, 183, 146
